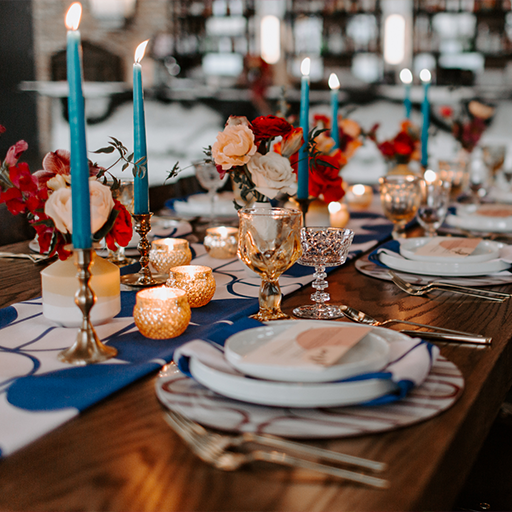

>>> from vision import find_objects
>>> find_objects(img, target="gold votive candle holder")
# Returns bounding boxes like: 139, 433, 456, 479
345, 184, 374, 210
167, 265, 216, 308
149, 238, 192, 274
203, 226, 238, 259
133, 286, 191, 339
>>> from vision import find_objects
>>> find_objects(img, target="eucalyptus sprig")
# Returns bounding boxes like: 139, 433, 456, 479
92, 137, 147, 180
164, 145, 213, 183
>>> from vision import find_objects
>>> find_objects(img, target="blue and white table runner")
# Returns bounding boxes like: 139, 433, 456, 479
0, 212, 393, 457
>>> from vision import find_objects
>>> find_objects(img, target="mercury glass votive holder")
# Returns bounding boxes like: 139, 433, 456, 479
133, 286, 191, 339
149, 238, 192, 274
167, 265, 216, 308
203, 226, 238, 259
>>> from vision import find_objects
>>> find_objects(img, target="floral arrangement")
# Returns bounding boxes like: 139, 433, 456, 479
0, 126, 132, 260
202, 113, 363, 207
368, 120, 420, 165
439, 100, 495, 153
300, 114, 363, 203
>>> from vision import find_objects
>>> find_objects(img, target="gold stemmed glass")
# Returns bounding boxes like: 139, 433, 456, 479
293, 227, 354, 320
379, 175, 422, 239
237, 207, 302, 321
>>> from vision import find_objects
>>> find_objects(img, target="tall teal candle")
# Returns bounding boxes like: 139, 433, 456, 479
133, 40, 150, 215
420, 69, 431, 168
400, 68, 413, 120
65, 3, 91, 249
329, 73, 340, 149
297, 58, 310, 200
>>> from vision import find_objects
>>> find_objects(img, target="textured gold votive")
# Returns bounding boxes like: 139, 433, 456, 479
133, 286, 191, 339
203, 226, 238, 259
149, 238, 192, 274
167, 265, 216, 308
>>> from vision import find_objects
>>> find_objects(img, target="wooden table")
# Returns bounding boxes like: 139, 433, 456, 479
0, 239, 511, 511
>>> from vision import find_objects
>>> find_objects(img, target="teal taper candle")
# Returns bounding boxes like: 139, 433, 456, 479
65, 2, 91, 249
133, 40, 150, 215
328, 73, 340, 149
420, 68, 431, 169
297, 58, 310, 200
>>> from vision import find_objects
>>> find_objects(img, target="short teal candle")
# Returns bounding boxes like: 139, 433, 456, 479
66, 5, 91, 249
420, 69, 431, 168
133, 42, 150, 215
329, 73, 340, 149
297, 58, 310, 200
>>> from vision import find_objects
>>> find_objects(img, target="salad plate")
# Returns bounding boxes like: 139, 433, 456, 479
399, 237, 502, 264
224, 321, 390, 383
446, 204, 512, 233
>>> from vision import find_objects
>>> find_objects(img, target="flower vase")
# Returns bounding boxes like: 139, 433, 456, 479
41, 251, 121, 327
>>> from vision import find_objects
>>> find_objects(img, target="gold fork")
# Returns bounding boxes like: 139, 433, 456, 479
163, 410, 389, 488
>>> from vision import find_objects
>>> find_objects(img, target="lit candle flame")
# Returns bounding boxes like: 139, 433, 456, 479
328, 201, 342, 214
65, 2, 82, 31
352, 184, 366, 196
420, 68, 431, 83
400, 68, 413, 85
424, 169, 437, 183
328, 73, 340, 90
135, 40, 150, 64
301, 57, 310, 77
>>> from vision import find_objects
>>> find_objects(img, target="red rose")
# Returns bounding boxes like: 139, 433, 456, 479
440, 106, 453, 118
251, 115, 293, 142
309, 155, 344, 203
105, 200, 132, 251
378, 141, 395, 158
393, 132, 414, 156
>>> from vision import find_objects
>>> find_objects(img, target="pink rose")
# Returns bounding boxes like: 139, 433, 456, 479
212, 124, 257, 171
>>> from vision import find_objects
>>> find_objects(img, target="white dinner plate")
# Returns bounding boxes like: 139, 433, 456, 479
446, 204, 512, 233
379, 250, 510, 277
399, 237, 502, 264
224, 321, 390, 383
186, 323, 405, 408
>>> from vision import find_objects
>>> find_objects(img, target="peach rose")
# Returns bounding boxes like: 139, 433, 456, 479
212, 124, 257, 171
246, 152, 297, 199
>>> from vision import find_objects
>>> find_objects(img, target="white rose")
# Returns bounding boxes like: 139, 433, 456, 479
45, 187, 72, 233
44, 180, 114, 234
246, 152, 297, 199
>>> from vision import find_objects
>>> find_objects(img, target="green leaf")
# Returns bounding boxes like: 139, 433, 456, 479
92, 208, 119, 241
92, 146, 115, 154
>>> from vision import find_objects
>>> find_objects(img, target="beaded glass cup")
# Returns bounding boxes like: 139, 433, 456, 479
203, 226, 238, 259
149, 238, 192, 274
167, 265, 216, 308
293, 227, 354, 320
133, 286, 191, 339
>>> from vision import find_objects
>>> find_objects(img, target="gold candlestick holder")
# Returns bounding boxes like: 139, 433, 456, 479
58, 248, 118, 365
121, 212, 168, 288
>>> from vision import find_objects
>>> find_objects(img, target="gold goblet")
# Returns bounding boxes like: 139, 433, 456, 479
237, 207, 302, 321
379, 175, 422, 239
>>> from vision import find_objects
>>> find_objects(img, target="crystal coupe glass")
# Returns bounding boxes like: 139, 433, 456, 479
238, 207, 302, 321
292, 227, 354, 320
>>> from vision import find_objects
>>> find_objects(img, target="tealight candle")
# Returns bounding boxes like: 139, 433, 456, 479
133, 286, 191, 339
149, 238, 192, 274
345, 184, 374, 210
203, 226, 238, 259
167, 265, 216, 308
328, 201, 350, 228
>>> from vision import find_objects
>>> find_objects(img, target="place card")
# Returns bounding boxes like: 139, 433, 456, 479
414, 238, 482, 258
476, 205, 512, 218
241, 323, 372, 368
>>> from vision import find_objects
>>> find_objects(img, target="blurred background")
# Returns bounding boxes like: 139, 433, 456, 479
2, 0, 512, 232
